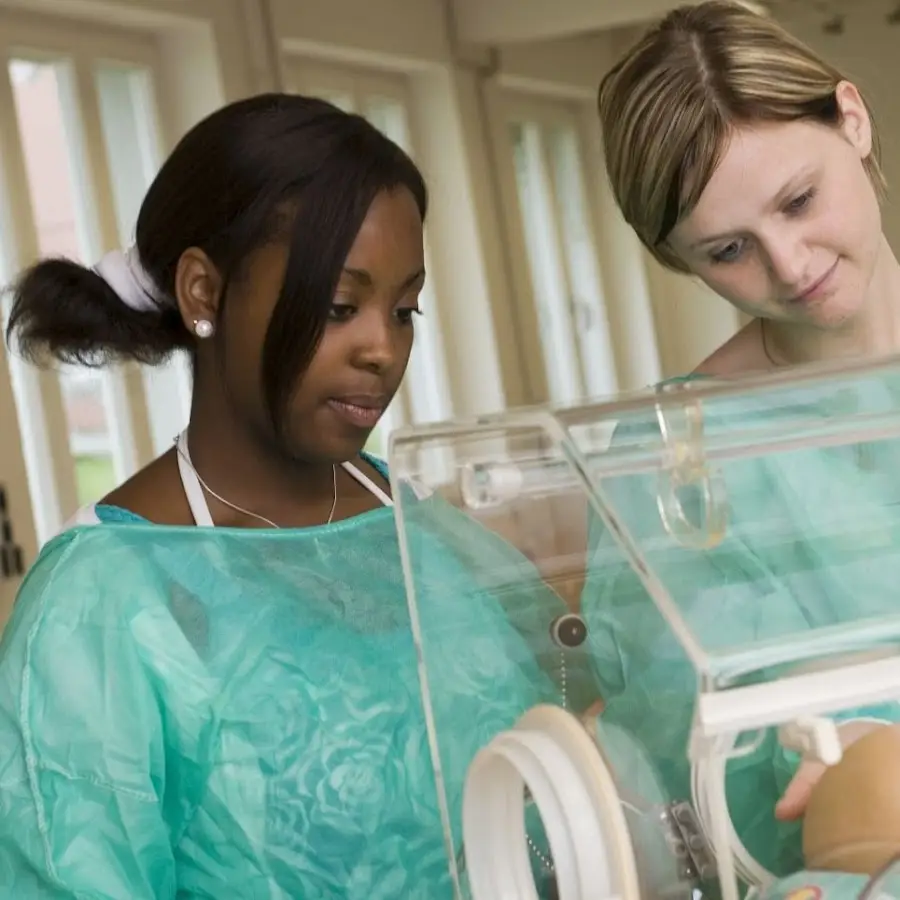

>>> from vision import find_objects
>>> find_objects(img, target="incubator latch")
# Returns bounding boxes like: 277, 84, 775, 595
777, 716, 843, 766
660, 801, 718, 883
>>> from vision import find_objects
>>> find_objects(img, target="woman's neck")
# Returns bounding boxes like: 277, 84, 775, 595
185, 397, 341, 529
763, 235, 900, 367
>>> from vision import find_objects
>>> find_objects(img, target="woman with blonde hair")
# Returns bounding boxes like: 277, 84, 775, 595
581, 1, 900, 890
599, 0, 897, 374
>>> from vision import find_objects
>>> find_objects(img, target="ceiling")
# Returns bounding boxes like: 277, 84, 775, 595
448, 0, 771, 44
449, 0, 696, 44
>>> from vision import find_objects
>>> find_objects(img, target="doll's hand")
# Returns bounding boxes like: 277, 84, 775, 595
774, 719, 885, 821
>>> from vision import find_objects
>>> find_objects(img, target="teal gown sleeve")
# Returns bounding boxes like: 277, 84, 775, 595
0, 532, 181, 899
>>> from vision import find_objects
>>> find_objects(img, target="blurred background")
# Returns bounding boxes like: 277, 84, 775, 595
0, 0, 895, 595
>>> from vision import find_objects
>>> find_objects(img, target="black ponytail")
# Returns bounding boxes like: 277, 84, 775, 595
6, 257, 190, 367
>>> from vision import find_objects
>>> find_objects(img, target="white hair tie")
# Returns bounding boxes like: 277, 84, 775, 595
93, 247, 160, 313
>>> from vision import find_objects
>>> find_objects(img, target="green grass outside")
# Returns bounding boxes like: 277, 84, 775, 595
365, 427, 386, 459
74, 454, 116, 506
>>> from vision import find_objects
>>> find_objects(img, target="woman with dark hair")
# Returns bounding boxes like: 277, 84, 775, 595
0, 93, 582, 898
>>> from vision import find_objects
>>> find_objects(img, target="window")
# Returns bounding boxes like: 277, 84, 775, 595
501, 98, 618, 404
285, 60, 454, 458
0, 19, 170, 541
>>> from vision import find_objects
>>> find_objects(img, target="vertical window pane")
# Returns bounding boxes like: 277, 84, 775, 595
509, 120, 582, 403
95, 64, 158, 242
547, 125, 617, 397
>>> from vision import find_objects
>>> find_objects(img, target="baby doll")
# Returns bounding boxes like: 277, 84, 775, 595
759, 724, 900, 900
802, 722, 900, 873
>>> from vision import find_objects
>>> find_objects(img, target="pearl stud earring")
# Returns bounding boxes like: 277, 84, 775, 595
194, 318, 215, 339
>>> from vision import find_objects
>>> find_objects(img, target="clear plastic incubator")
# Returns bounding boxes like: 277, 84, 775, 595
388, 355, 900, 900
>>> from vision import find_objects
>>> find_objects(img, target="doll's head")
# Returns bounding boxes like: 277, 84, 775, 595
803, 723, 900, 873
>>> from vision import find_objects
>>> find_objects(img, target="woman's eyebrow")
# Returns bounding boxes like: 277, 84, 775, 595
342, 266, 426, 288
689, 165, 819, 251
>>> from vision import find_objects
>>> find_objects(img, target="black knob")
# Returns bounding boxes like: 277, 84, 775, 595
549, 613, 588, 648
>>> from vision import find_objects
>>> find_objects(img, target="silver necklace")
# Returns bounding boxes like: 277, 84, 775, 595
760, 319, 782, 369
175, 442, 338, 528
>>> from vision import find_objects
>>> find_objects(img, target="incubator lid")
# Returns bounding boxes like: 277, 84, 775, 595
390, 353, 900, 689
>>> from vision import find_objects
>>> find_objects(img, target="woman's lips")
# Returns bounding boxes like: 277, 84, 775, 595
327, 398, 385, 428
791, 259, 839, 304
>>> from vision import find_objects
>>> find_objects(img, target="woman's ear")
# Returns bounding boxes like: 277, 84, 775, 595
174, 247, 223, 336
835, 80, 873, 160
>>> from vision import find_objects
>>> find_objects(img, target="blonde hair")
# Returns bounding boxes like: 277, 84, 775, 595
598, 0, 884, 273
